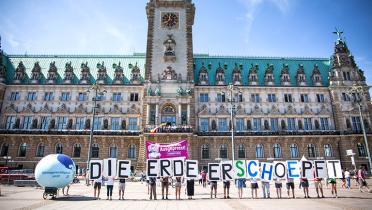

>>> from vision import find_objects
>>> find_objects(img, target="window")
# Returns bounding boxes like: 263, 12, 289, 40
73, 144, 81, 158
218, 118, 228, 131
40, 116, 50, 130
300, 94, 309, 103
91, 143, 99, 158
36, 143, 45, 157
128, 144, 136, 159
199, 93, 209, 102
219, 144, 228, 159
342, 93, 350, 101
6, 116, 16, 129
256, 144, 264, 158
267, 94, 276, 102
199, 118, 209, 132
201, 144, 209, 159
27, 92, 37, 101
238, 144, 245, 159
314, 75, 321, 82
351, 116, 361, 132
273, 144, 282, 158
93, 117, 102, 130
44, 92, 54, 101
57, 116, 68, 130
236, 118, 244, 132
270, 118, 279, 131
78, 92, 87, 101
235, 93, 243, 102
60, 92, 70, 101
253, 118, 261, 131
130, 93, 139, 101
18, 143, 27, 157
10, 92, 20, 101
343, 71, 351, 81
76, 117, 86, 130
287, 118, 296, 131
290, 144, 298, 158
284, 94, 293, 103
111, 117, 120, 130
128, 118, 138, 131
55, 143, 63, 154
22, 116, 33, 129
304, 118, 312, 130
112, 93, 121, 102
217, 93, 225, 102
109, 145, 117, 158
320, 118, 329, 130
307, 144, 316, 158
1, 143, 9, 156
324, 144, 332, 157
357, 143, 367, 157
316, 94, 325, 103
251, 93, 260, 103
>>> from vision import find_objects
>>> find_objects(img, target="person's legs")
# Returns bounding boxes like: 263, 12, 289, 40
279, 187, 282, 198
165, 183, 169, 199
262, 183, 266, 198
214, 185, 217, 198
94, 187, 97, 198
149, 185, 153, 200
276, 188, 279, 198
267, 183, 270, 198
107, 185, 110, 199
227, 185, 230, 198
161, 182, 165, 199
291, 185, 295, 198
97, 186, 101, 199
346, 177, 350, 189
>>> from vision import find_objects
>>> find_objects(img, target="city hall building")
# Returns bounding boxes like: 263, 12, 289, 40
0, 0, 371, 173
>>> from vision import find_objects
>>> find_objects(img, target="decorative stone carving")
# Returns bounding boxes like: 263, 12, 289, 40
281, 64, 291, 86
30, 62, 42, 84
96, 62, 107, 84
161, 66, 177, 80
198, 63, 208, 85
130, 63, 142, 84
311, 64, 323, 86
264, 64, 274, 85
63, 61, 74, 84
163, 34, 176, 62
46, 61, 58, 84
232, 63, 242, 85
112, 62, 124, 84
286, 105, 297, 115
80, 62, 90, 84
248, 64, 258, 86
13, 61, 26, 84
215, 63, 225, 85
296, 64, 307, 86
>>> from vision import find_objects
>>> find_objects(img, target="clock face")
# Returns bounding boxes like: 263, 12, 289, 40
162, 12, 179, 28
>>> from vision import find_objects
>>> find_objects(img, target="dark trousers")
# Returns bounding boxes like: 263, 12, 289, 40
107, 185, 113, 197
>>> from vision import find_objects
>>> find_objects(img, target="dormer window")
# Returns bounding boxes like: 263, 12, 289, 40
343, 71, 351, 81
312, 64, 323, 86
215, 63, 225, 85
198, 63, 209, 85
232, 63, 242, 85
249, 64, 259, 85
130, 63, 142, 84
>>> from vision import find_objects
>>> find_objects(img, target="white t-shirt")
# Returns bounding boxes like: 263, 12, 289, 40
95, 177, 103, 184
251, 178, 258, 184
344, 171, 350, 178
275, 177, 282, 184
106, 176, 115, 185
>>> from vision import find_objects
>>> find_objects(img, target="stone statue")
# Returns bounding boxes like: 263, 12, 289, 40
147, 86, 153, 96
155, 86, 161, 96
177, 86, 183, 96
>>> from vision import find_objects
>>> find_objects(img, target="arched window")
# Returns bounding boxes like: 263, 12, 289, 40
92, 143, 99, 158
36, 143, 45, 157
73, 144, 81, 158
201, 144, 209, 159
357, 143, 367, 157
256, 144, 264, 158
109, 144, 117, 158
55, 143, 63, 154
273, 143, 282, 158
0, 143, 9, 156
324, 144, 332, 157
128, 144, 136, 159
307, 144, 316, 158
289, 143, 298, 158
18, 143, 27, 157
219, 144, 228, 159
238, 144, 246, 159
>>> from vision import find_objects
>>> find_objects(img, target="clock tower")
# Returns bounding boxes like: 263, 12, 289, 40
145, 0, 195, 83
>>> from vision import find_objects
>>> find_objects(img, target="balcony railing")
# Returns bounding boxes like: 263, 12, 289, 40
144, 125, 193, 133
0, 129, 140, 136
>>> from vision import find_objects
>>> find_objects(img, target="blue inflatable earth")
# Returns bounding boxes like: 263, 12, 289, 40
35, 154, 76, 188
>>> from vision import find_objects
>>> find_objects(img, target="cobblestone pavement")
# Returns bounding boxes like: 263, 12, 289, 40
1, 179, 372, 210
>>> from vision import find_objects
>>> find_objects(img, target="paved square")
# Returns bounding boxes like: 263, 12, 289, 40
1, 180, 372, 210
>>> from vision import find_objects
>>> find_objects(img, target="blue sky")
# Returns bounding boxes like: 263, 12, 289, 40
0, 0, 371, 86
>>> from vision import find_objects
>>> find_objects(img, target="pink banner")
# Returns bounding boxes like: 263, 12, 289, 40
146, 140, 188, 159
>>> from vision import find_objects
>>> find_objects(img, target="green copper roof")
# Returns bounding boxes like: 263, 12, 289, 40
2, 54, 331, 86
193, 55, 331, 86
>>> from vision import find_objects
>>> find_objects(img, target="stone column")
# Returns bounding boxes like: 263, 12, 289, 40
178, 104, 182, 125
146, 104, 150, 125
155, 104, 159, 125
187, 104, 190, 125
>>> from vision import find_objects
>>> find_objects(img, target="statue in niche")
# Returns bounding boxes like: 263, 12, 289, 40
147, 86, 153, 96
185, 88, 192, 95
177, 86, 183, 96
161, 66, 177, 80
164, 34, 176, 57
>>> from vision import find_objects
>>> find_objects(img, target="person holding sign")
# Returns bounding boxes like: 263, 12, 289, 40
106, 176, 115, 200
328, 177, 338, 198
161, 176, 170, 200
250, 178, 258, 199
175, 176, 182, 200
223, 180, 231, 199
286, 176, 295, 199
236, 178, 246, 199
300, 176, 310, 198
274, 177, 282, 199
118, 178, 126, 200
93, 176, 103, 200
313, 170, 325, 198
149, 177, 157, 200
186, 179, 195, 199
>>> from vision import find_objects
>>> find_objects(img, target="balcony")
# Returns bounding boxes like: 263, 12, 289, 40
144, 125, 193, 133
0, 129, 140, 136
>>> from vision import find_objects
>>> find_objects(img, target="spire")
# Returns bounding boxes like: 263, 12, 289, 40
333, 28, 343, 42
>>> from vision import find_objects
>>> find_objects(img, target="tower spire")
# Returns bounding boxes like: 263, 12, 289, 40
333, 28, 343, 41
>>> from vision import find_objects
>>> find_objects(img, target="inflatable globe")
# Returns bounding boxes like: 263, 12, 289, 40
35, 154, 76, 188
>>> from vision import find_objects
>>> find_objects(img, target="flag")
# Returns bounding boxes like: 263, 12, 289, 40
150, 123, 167, 133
